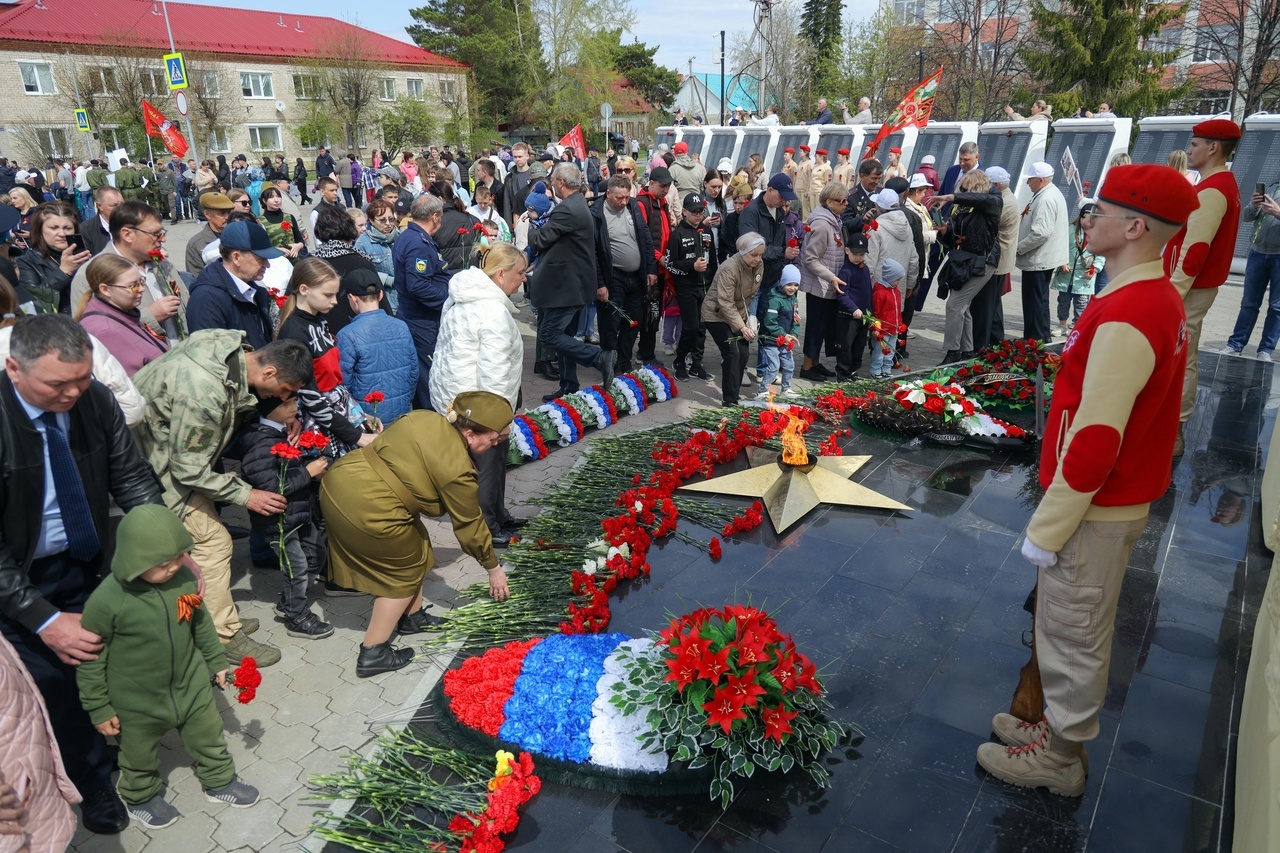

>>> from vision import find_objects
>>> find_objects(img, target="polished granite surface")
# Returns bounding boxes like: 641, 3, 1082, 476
420, 353, 1274, 853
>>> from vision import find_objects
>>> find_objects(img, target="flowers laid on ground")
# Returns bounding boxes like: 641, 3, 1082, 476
945, 339, 1058, 412
439, 608, 850, 805
310, 729, 540, 853
849, 378, 1031, 444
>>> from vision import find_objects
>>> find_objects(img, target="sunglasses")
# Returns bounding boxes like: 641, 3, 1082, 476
618, 168, 634, 174
234, 200, 251, 208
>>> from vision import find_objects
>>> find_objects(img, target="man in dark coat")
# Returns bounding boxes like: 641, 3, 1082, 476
185, 220, 280, 349
393, 194, 452, 410
529, 163, 614, 400
0, 315, 163, 835
315, 147, 336, 179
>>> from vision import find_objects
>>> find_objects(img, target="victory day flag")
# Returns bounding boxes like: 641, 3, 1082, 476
559, 124, 587, 162
141, 99, 189, 158
863, 68, 943, 161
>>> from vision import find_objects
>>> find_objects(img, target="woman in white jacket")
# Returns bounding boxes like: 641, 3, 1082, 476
429, 242, 527, 546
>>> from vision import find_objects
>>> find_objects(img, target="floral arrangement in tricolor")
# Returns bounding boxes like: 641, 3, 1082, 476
506, 367, 678, 465
440, 608, 849, 807
848, 379, 1028, 439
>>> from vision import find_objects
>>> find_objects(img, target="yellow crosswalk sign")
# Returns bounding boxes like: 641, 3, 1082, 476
164, 52, 188, 91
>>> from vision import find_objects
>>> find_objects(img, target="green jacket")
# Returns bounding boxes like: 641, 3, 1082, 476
85, 167, 108, 189
77, 564, 224, 726
131, 330, 257, 511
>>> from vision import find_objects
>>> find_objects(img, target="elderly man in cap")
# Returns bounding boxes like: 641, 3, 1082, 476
185, 192, 235, 274
977, 164, 1199, 797
1166, 118, 1243, 455
1016, 161, 1069, 342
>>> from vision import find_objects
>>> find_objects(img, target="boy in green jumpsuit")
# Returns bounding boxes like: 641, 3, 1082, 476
76, 505, 259, 829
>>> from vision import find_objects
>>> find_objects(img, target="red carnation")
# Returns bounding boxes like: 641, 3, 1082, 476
787, 238, 799, 248
147, 248, 165, 262
280, 221, 292, 231
229, 657, 262, 704
270, 442, 302, 461
709, 537, 723, 560
364, 391, 386, 404
802, 224, 812, 232
473, 222, 486, 232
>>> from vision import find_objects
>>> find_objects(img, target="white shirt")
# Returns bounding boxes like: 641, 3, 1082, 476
74, 166, 90, 192
224, 266, 258, 301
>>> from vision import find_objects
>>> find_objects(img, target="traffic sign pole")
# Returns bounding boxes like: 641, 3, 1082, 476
158, 0, 200, 167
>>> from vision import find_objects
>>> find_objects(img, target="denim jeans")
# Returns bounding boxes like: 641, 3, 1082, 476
1227, 251, 1280, 354
1056, 291, 1090, 323
270, 520, 326, 623
538, 305, 602, 393
758, 344, 794, 394
871, 333, 897, 375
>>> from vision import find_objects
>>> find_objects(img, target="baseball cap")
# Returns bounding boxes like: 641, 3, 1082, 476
1025, 161, 1054, 179
908, 174, 931, 189
14, 170, 31, 183
649, 166, 673, 186
986, 166, 1011, 185
767, 173, 798, 200
871, 188, 900, 209
920, 155, 936, 165
342, 268, 384, 298
394, 195, 412, 217
219, 220, 282, 259
683, 192, 707, 212
673, 141, 689, 155
537, 152, 557, 164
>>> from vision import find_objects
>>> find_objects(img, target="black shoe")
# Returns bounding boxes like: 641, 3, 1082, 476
356, 642, 415, 677
502, 517, 530, 529
81, 784, 129, 834
896, 347, 910, 359
798, 367, 825, 381
691, 367, 713, 381
835, 370, 855, 381
643, 358, 666, 369
960, 350, 977, 360
225, 524, 250, 540
674, 366, 690, 381
397, 608, 446, 635
813, 363, 835, 378
940, 350, 961, 365
492, 533, 514, 549
286, 612, 334, 640
251, 555, 279, 570
542, 390, 565, 402
534, 361, 560, 380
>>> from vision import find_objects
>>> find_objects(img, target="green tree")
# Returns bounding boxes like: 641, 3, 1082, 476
611, 38, 679, 109
1019, 0, 1187, 118
379, 96, 439, 153
407, 0, 545, 126
800, 0, 845, 106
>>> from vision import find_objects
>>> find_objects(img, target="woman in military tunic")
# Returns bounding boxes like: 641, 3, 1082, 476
319, 390, 514, 677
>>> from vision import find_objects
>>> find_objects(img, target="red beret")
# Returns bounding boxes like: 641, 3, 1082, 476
889, 147, 902, 154
799, 145, 811, 152
816, 148, 828, 155
1191, 119, 1242, 141
1098, 164, 1200, 225
837, 148, 850, 155
783, 147, 795, 154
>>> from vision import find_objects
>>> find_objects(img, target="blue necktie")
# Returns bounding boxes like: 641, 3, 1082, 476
39, 413, 100, 562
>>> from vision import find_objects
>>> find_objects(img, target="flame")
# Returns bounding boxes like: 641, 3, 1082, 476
780, 412, 809, 466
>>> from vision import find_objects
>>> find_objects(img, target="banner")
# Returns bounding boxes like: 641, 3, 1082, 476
559, 124, 587, 162
141, 99, 189, 158
863, 68, 943, 161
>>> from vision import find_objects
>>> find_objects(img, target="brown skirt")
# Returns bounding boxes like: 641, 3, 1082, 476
318, 455, 433, 599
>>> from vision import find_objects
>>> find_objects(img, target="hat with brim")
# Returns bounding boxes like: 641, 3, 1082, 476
768, 173, 798, 200
449, 390, 514, 433
342, 267, 383, 298
112, 505, 194, 582
649, 167, 672, 186
200, 192, 234, 210
985, 166, 1011, 185
908, 174, 930, 190
220, 220, 283, 259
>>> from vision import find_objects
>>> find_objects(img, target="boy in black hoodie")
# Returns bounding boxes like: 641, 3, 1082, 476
232, 396, 333, 639
665, 192, 718, 381
835, 229, 873, 379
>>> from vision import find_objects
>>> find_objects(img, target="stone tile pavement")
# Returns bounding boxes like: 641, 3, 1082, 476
64, 215, 1266, 851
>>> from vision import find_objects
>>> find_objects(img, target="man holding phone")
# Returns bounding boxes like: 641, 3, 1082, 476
1221, 178, 1280, 361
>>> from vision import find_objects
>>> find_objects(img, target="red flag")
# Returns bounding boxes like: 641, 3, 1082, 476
141, 99, 189, 158
863, 68, 943, 161
559, 124, 587, 161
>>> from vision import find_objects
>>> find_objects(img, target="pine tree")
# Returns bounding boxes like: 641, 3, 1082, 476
1019, 0, 1187, 117
800, 0, 847, 108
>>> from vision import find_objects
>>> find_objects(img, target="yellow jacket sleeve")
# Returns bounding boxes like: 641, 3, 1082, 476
1170, 187, 1227, 297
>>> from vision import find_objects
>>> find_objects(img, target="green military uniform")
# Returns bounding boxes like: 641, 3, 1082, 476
85, 166, 108, 190
114, 163, 142, 202
154, 169, 176, 220
319, 411, 499, 598
77, 506, 235, 805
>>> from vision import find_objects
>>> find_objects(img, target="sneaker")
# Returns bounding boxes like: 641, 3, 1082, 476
772, 373, 782, 385
1218, 344, 1241, 355
125, 793, 180, 829
754, 390, 771, 401
323, 580, 363, 597
222, 630, 281, 668
779, 388, 799, 398
976, 728, 1087, 797
674, 366, 690, 381
239, 617, 259, 636
663, 342, 676, 355
691, 367, 713, 381
203, 776, 260, 808
1260, 351, 1273, 362
286, 612, 335, 640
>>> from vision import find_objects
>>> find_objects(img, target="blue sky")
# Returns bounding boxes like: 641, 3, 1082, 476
207, 0, 880, 78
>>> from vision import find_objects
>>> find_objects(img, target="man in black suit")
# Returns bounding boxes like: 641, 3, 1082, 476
0, 315, 165, 835
78, 186, 121, 256
529, 163, 615, 401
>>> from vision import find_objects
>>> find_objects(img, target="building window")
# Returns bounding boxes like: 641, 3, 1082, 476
199, 72, 220, 98
1193, 25, 1236, 63
299, 127, 331, 151
241, 72, 274, 99
100, 127, 126, 152
293, 74, 320, 100
345, 125, 369, 150
140, 69, 167, 99
892, 0, 924, 22
35, 127, 71, 156
20, 62, 55, 95
208, 128, 231, 153
407, 78, 425, 101
91, 67, 116, 96
248, 124, 282, 151
379, 78, 395, 101
439, 78, 457, 101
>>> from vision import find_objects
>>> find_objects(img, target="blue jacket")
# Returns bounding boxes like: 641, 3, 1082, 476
393, 222, 450, 325
185, 262, 274, 349
335, 309, 418, 424
837, 259, 872, 315
355, 229, 397, 283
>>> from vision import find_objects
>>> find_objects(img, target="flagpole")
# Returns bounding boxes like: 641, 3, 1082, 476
158, 0, 200, 166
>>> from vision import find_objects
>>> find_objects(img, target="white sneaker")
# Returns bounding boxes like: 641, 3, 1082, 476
1218, 345, 1241, 355
1259, 351, 1273, 362
779, 388, 799, 398
754, 390, 771, 400
663, 343, 676, 355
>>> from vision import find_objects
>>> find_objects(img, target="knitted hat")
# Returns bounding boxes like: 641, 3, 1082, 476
879, 258, 906, 285
525, 191, 553, 217
448, 390, 514, 433
112, 505, 193, 582
1097, 164, 1200, 225
779, 264, 802, 286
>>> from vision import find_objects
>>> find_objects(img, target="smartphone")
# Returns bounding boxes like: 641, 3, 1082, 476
1257, 182, 1268, 197
65, 233, 86, 253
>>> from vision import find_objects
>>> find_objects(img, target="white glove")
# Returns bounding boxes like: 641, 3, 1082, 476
1021, 537, 1058, 568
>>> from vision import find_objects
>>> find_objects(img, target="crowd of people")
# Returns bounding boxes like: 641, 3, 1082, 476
0, 105, 1271, 840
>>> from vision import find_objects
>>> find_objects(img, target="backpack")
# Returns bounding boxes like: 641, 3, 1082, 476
586, 157, 602, 186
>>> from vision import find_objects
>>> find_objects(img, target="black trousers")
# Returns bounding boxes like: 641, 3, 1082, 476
1021, 268, 1053, 342
835, 312, 870, 374
637, 277, 660, 362
674, 285, 706, 370
803, 294, 838, 361
602, 269, 645, 370
971, 273, 1005, 351
473, 437, 514, 535
707, 321, 749, 406
1, 552, 115, 795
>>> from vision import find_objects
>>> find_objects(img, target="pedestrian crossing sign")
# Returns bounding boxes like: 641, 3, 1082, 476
74, 109, 90, 132
164, 52, 188, 91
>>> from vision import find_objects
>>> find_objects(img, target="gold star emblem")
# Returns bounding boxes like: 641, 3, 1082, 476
679, 447, 911, 534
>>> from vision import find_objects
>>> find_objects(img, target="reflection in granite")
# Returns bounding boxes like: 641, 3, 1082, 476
380, 354, 1267, 853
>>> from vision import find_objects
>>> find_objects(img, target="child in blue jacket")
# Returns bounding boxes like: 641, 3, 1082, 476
835, 229, 873, 379
335, 269, 419, 425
